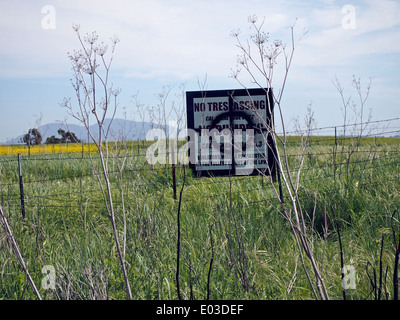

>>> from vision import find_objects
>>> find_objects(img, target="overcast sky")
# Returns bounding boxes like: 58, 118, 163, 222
0, 0, 399, 142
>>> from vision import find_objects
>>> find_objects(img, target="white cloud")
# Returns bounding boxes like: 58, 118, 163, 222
1, 0, 398, 80
293, 0, 400, 69
357, 0, 400, 34
0, 0, 299, 80
0, 0, 399, 142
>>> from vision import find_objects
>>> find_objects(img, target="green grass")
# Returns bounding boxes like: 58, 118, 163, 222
0, 137, 399, 300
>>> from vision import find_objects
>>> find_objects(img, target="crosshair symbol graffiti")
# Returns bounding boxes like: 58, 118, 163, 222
207, 110, 257, 170
210, 110, 256, 130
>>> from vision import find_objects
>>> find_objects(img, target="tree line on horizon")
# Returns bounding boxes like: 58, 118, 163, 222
21, 128, 81, 146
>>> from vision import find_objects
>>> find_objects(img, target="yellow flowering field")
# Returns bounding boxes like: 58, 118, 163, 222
0, 143, 94, 156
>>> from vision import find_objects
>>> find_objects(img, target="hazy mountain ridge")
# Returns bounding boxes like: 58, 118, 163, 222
1, 119, 160, 145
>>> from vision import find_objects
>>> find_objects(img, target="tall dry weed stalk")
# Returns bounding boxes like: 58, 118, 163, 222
0, 205, 42, 300
231, 15, 329, 299
62, 25, 132, 299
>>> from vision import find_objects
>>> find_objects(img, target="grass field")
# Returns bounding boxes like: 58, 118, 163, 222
0, 137, 399, 300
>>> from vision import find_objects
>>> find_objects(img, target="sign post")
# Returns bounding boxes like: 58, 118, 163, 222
186, 88, 276, 178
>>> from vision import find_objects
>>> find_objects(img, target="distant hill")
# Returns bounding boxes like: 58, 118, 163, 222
2, 119, 165, 145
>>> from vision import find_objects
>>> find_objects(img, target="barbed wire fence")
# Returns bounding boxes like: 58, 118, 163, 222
0, 118, 399, 221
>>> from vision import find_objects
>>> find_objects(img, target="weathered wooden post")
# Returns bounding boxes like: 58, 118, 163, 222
18, 154, 26, 219
334, 127, 337, 181
171, 140, 177, 200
